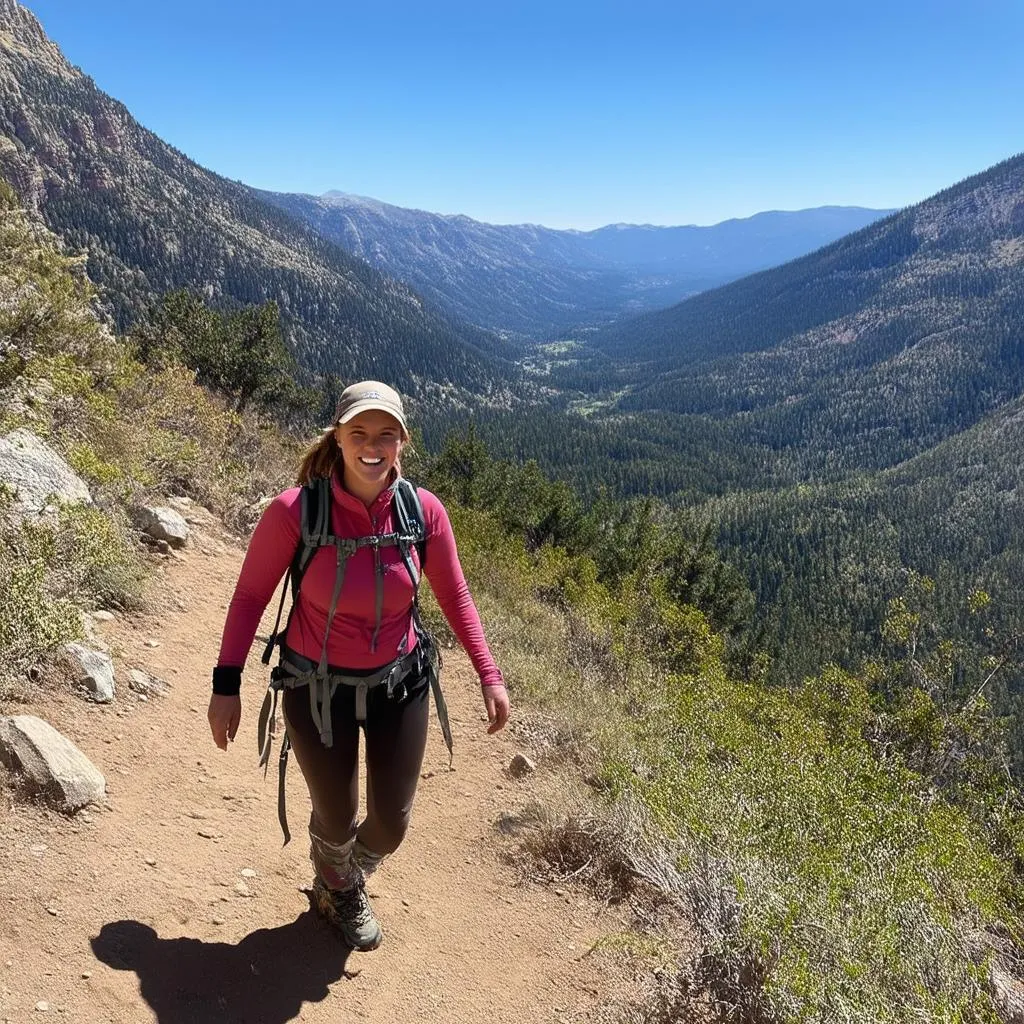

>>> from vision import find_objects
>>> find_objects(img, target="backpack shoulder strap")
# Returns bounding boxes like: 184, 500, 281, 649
392, 477, 427, 569
297, 476, 332, 581
261, 476, 332, 665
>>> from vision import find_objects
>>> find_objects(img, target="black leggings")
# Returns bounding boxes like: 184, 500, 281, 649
282, 669, 430, 860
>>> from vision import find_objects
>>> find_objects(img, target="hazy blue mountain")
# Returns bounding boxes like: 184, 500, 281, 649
0, 0, 518, 402
581, 208, 893, 271
257, 188, 890, 339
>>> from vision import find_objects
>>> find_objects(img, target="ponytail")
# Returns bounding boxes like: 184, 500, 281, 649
297, 429, 342, 486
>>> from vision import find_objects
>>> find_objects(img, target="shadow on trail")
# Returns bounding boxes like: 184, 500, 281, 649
91, 898, 356, 1024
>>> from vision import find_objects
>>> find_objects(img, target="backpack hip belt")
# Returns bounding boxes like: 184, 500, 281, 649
265, 646, 420, 750
256, 640, 446, 847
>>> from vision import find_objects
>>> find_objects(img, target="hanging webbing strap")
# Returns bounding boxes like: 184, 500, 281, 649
277, 735, 291, 844
396, 534, 454, 766
256, 684, 292, 844
257, 685, 278, 771
257, 647, 423, 843
414, 608, 453, 766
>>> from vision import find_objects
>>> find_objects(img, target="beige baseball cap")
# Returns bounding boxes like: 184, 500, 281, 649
331, 380, 409, 435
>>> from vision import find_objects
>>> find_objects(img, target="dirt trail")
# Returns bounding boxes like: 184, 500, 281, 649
0, 521, 620, 1024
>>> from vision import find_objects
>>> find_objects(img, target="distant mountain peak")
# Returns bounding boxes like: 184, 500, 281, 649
0, 0, 43, 39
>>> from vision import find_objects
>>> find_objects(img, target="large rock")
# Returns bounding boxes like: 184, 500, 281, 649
62, 642, 115, 702
0, 429, 92, 514
166, 495, 217, 528
0, 715, 105, 812
136, 506, 189, 548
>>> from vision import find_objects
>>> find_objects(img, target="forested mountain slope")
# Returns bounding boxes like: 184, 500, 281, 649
260, 188, 888, 339
590, 152, 1024, 476
0, 0, 517, 399
431, 154, 1024, 722
709, 390, 1024, 704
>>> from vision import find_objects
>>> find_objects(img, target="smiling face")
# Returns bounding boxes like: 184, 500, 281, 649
335, 409, 406, 500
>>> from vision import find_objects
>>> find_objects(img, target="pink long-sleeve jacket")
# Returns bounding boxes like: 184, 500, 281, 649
216, 475, 503, 689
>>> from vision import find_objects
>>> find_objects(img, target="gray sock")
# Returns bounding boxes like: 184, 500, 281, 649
309, 830, 360, 890
352, 837, 385, 877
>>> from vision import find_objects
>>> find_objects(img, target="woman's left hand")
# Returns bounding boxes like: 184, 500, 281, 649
483, 684, 510, 734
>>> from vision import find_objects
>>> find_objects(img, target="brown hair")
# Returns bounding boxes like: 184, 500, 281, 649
297, 429, 343, 485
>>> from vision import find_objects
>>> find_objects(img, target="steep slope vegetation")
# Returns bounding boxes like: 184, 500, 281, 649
710, 390, 1024, 701
0, 0, 517, 399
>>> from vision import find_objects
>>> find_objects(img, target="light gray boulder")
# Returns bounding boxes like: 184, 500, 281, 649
166, 495, 217, 528
136, 505, 189, 548
0, 715, 105, 812
0, 429, 92, 514
62, 642, 115, 702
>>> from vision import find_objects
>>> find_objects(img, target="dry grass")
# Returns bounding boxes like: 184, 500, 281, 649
496, 780, 720, 1022
519, 807, 640, 902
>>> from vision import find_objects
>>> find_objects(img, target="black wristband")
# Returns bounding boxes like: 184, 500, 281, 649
212, 666, 242, 696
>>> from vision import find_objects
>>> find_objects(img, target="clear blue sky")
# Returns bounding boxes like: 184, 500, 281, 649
24, 0, 1024, 230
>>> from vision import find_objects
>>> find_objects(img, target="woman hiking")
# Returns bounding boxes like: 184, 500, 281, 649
207, 380, 510, 951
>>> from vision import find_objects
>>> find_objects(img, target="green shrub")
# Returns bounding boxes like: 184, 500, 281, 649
0, 468, 144, 698
48, 503, 146, 609
0, 545, 80, 674
603, 664, 1014, 1022
0, 493, 83, 683
66, 441, 125, 486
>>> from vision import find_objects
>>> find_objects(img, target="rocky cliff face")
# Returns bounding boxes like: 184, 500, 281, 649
0, 0, 67, 70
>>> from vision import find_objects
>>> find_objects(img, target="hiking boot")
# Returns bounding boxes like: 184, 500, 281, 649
312, 876, 383, 951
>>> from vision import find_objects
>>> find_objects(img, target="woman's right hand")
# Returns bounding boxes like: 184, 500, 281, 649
208, 694, 241, 750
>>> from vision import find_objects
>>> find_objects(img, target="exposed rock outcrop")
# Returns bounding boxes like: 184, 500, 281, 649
135, 506, 189, 549
0, 428, 92, 514
61, 642, 115, 703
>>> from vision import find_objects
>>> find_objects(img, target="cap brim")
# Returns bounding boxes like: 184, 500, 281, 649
335, 400, 409, 434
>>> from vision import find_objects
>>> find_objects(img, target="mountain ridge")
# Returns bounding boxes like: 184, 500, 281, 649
259, 186, 891, 338
579, 150, 1024, 484
320, 189, 885, 235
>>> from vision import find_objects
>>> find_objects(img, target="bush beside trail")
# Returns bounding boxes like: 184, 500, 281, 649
433, 487, 1024, 1022
0, 180, 297, 689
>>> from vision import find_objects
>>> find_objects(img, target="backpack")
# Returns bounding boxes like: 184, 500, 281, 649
259, 475, 429, 669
